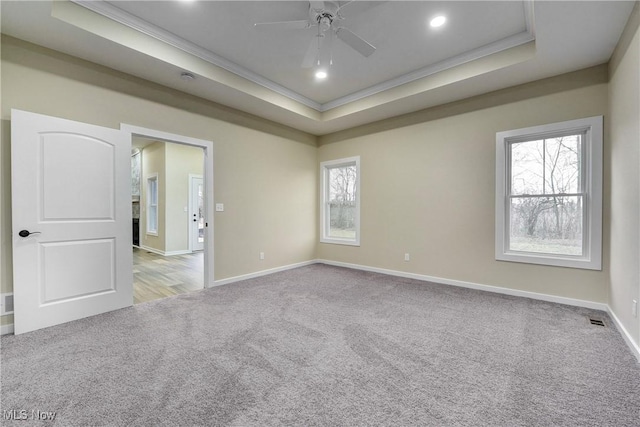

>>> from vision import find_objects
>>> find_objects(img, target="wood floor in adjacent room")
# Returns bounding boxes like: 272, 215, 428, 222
133, 247, 203, 304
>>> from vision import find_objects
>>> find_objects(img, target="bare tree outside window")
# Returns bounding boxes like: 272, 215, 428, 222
328, 165, 357, 239
509, 134, 583, 255
321, 156, 360, 245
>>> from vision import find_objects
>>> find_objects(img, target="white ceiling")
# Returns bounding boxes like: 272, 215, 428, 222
1, 1, 635, 135
100, 0, 531, 106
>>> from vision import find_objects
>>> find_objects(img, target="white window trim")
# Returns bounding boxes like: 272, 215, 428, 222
146, 173, 158, 236
495, 116, 603, 270
320, 156, 361, 246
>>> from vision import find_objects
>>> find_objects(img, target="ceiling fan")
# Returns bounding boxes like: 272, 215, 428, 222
254, 1, 377, 69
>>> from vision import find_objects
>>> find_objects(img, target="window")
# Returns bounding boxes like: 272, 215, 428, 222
496, 116, 602, 270
320, 156, 360, 246
147, 174, 158, 235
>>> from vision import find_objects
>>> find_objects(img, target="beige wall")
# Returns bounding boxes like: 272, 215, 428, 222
213, 124, 318, 274
165, 143, 203, 253
1, 119, 14, 327
0, 36, 318, 327
608, 4, 640, 347
140, 141, 166, 253
318, 67, 609, 303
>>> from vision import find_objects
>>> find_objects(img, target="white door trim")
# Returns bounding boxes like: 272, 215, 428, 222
188, 174, 204, 252
120, 124, 214, 287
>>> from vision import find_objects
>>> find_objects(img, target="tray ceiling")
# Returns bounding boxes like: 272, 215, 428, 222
0, 1, 635, 135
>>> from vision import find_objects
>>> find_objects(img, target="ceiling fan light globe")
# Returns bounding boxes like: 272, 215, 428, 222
430, 15, 446, 28
320, 17, 332, 32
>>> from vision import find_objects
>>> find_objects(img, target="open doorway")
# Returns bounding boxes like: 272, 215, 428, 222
124, 125, 214, 305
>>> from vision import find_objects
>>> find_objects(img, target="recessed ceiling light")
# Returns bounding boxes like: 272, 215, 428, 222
430, 15, 446, 28
315, 70, 328, 79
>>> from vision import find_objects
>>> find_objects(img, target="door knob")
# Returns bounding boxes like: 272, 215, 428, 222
19, 230, 41, 238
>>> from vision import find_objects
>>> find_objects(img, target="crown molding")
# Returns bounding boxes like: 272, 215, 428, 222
72, 0, 323, 111
72, 0, 536, 115
321, 31, 535, 111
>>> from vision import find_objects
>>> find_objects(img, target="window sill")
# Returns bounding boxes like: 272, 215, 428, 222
320, 237, 360, 247
496, 251, 601, 270
146, 232, 158, 237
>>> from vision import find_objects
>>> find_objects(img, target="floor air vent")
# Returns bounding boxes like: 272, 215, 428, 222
1, 294, 13, 315
589, 318, 606, 327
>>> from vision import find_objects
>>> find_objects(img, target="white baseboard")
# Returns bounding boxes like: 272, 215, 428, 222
139, 245, 165, 256
606, 306, 640, 362
139, 246, 191, 257
317, 259, 609, 311
1, 323, 15, 335
212, 260, 318, 288
165, 250, 192, 256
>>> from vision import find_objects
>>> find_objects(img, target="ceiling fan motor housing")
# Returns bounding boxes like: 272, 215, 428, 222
310, 1, 341, 32
254, 0, 376, 67
319, 15, 333, 32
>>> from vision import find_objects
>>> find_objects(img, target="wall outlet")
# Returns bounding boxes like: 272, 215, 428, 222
259, 252, 265, 260
404, 253, 410, 262
633, 299, 638, 318
215, 203, 224, 212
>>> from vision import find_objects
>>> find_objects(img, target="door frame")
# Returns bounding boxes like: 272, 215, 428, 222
188, 174, 204, 253
121, 124, 214, 288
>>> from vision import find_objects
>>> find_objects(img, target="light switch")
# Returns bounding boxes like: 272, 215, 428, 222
215, 203, 224, 212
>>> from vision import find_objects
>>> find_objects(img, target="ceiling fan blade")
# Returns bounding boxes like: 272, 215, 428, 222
254, 20, 310, 30
302, 34, 324, 68
335, 27, 375, 57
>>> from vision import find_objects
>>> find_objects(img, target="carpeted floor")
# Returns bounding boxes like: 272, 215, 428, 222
1, 264, 639, 426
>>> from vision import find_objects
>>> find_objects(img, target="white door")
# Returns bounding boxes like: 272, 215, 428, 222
11, 109, 133, 334
190, 176, 204, 252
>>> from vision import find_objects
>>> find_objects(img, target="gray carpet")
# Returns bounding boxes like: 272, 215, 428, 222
1, 264, 639, 426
